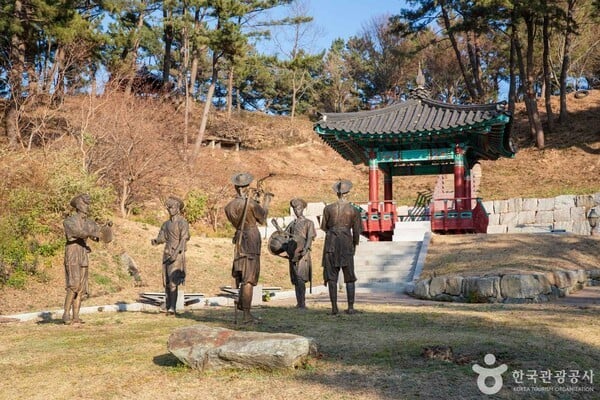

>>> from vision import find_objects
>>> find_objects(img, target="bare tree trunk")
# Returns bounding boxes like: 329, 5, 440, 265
515, 27, 545, 149
51, 46, 66, 105
559, 0, 576, 123
162, 5, 173, 88
124, 2, 147, 96
508, 29, 517, 116
291, 71, 297, 121
542, 5, 553, 132
466, 32, 484, 100
5, 0, 25, 149
439, 0, 478, 101
120, 179, 130, 217
181, 12, 191, 162
192, 54, 218, 162
226, 66, 234, 119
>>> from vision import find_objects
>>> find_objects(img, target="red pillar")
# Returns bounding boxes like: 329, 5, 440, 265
454, 144, 465, 211
383, 169, 393, 214
368, 155, 379, 241
465, 166, 472, 209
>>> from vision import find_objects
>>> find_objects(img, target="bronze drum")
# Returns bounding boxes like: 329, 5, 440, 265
268, 231, 289, 257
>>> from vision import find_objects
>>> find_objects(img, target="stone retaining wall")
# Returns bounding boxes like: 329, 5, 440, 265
483, 193, 600, 235
408, 269, 600, 303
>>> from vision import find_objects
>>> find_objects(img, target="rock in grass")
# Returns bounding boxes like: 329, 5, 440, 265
168, 324, 317, 372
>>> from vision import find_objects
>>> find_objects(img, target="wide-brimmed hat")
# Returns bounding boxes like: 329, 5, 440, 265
165, 196, 184, 211
69, 193, 91, 209
231, 172, 254, 187
332, 179, 352, 194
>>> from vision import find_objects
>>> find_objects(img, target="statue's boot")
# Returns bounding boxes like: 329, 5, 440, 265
295, 279, 306, 309
345, 282, 356, 314
164, 289, 171, 314
167, 287, 178, 315
62, 289, 75, 324
240, 283, 260, 324
72, 293, 85, 324
328, 280, 339, 315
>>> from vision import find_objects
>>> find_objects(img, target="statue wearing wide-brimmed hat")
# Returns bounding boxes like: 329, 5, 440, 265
224, 172, 273, 324
320, 179, 362, 315
62, 193, 112, 325
332, 179, 353, 195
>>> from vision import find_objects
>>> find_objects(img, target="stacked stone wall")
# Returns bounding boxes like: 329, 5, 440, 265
409, 269, 600, 303
483, 193, 600, 235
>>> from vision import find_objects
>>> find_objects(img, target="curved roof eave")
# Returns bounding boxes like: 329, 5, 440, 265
314, 104, 515, 167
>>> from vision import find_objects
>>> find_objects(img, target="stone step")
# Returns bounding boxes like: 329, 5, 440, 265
357, 273, 413, 285
358, 266, 414, 277
355, 255, 418, 264
357, 240, 420, 248
355, 262, 414, 274
355, 282, 408, 293
351, 239, 424, 293
355, 251, 418, 259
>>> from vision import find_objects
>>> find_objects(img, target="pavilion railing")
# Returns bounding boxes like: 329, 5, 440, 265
430, 197, 489, 233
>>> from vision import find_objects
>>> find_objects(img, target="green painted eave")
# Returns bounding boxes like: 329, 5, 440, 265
315, 116, 515, 167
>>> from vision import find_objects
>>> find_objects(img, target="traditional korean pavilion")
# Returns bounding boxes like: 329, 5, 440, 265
314, 74, 516, 240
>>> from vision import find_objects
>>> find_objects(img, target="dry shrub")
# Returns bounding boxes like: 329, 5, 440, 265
79, 92, 184, 216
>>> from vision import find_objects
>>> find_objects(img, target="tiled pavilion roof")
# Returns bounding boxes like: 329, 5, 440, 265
314, 97, 515, 167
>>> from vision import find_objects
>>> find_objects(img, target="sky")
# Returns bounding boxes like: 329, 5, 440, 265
305, 0, 408, 52
258, 0, 409, 55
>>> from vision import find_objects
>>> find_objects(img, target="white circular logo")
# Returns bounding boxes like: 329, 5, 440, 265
472, 353, 508, 395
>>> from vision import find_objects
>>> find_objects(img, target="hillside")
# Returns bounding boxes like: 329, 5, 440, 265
0, 90, 598, 315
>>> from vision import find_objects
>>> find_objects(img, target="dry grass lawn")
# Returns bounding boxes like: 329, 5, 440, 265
423, 233, 600, 277
1, 300, 598, 399
1, 223, 599, 399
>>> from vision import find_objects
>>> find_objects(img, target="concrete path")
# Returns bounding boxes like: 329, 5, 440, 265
552, 285, 600, 306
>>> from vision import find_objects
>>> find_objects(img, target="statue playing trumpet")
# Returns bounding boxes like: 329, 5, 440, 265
224, 172, 274, 324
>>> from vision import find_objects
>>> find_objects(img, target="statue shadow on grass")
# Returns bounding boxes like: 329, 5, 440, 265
153, 353, 184, 367
35, 312, 63, 325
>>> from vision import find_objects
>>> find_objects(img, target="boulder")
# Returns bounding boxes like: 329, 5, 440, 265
429, 277, 447, 297
462, 276, 500, 302
168, 324, 317, 372
445, 276, 463, 296
588, 269, 600, 280
553, 271, 572, 288
413, 279, 431, 299
500, 274, 549, 299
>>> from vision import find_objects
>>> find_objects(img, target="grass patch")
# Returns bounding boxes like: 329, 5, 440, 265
1, 301, 598, 399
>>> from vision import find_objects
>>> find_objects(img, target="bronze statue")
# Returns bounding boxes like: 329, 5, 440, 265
224, 172, 273, 324
151, 196, 190, 315
320, 180, 362, 315
62, 193, 112, 324
283, 198, 316, 309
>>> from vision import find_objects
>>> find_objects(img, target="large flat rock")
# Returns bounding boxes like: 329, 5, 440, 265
168, 324, 317, 372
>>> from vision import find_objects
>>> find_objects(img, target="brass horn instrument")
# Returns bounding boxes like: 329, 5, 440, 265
249, 173, 275, 205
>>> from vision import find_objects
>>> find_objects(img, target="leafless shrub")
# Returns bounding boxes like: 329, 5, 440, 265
82, 92, 183, 217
